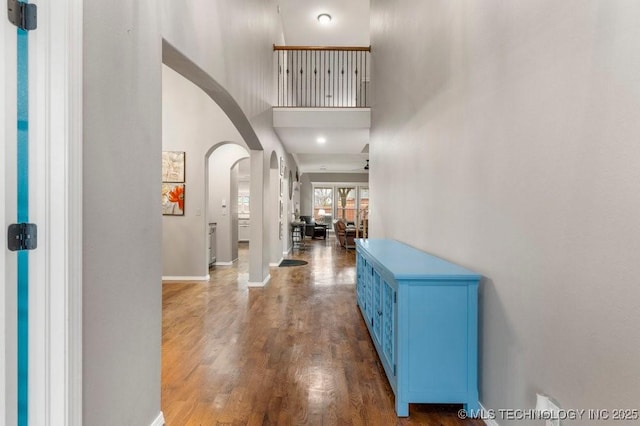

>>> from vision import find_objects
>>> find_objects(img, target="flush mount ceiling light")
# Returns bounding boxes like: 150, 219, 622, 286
317, 137, 326, 144
317, 13, 332, 24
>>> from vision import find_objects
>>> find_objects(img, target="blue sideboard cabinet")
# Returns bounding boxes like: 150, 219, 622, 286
355, 239, 481, 417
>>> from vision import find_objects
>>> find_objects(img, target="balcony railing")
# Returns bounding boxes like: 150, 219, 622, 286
274, 45, 371, 108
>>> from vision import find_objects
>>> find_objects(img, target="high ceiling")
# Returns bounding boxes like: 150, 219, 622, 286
276, 0, 370, 174
278, 0, 370, 47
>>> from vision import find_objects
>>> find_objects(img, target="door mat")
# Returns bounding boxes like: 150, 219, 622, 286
279, 259, 308, 267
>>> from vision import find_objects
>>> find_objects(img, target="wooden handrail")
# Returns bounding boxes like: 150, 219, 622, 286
273, 44, 371, 52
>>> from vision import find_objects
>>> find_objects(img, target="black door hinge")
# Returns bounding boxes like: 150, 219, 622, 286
7, 0, 37, 31
8, 223, 37, 251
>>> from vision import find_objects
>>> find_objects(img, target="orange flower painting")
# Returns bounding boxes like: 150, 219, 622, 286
162, 183, 185, 215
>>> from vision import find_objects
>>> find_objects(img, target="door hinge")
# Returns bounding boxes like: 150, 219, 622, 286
393, 364, 397, 376
8, 223, 37, 251
7, 0, 37, 31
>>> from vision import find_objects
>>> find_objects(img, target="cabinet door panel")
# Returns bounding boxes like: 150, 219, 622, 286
372, 271, 382, 343
356, 254, 365, 307
382, 280, 395, 371
365, 265, 374, 324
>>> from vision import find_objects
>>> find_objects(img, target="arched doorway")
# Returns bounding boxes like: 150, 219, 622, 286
204, 143, 250, 270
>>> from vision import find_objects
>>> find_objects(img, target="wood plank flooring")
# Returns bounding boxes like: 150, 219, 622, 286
162, 239, 484, 425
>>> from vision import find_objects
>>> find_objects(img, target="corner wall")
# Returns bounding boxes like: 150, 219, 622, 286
370, 0, 640, 420
83, 0, 162, 424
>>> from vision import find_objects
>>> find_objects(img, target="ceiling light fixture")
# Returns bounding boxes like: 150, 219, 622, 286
317, 137, 326, 144
317, 13, 332, 24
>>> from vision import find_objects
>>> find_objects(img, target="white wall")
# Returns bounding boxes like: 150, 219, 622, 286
83, 0, 162, 424
370, 0, 640, 420
161, 0, 284, 122
81, 1, 293, 422
162, 64, 247, 277
208, 144, 249, 263
161, 0, 294, 282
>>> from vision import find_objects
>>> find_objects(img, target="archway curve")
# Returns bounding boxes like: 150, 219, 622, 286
162, 39, 267, 285
204, 140, 249, 160
205, 142, 250, 270
269, 151, 278, 169
163, 40, 263, 151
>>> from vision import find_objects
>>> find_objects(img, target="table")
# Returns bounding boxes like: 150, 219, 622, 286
291, 222, 305, 249
355, 239, 480, 416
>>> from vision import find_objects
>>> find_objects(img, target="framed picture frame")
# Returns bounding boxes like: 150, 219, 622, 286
288, 170, 293, 200
162, 151, 186, 183
162, 183, 185, 216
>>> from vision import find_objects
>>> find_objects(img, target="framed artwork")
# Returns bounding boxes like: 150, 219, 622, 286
162, 151, 185, 182
162, 183, 185, 215
288, 170, 293, 200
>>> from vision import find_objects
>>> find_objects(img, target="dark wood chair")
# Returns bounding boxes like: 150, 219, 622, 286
300, 216, 327, 239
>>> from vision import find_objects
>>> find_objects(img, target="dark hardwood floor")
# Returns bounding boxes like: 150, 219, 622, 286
162, 238, 483, 425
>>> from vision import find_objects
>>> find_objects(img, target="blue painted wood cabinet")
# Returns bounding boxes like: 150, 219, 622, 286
355, 239, 481, 417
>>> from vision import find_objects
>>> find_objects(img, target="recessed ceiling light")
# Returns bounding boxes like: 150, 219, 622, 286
317, 13, 332, 24
317, 137, 326, 144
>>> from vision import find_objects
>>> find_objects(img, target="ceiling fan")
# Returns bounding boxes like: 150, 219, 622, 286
349, 159, 369, 171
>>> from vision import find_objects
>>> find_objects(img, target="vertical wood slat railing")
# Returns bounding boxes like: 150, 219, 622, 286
274, 45, 371, 108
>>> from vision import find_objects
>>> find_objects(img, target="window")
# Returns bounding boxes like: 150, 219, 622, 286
336, 187, 356, 222
238, 194, 250, 214
312, 184, 369, 233
313, 187, 333, 225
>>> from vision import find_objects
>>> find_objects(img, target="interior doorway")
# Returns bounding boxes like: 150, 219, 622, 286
204, 143, 249, 270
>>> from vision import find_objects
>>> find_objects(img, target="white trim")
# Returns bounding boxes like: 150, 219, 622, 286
248, 274, 271, 288
214, 258, 237, 266
29, 0, 84, 424
283, 248, 291, 256
150, 411, 165, 426
312, 182, 369, 187
162, 275, 209, 282
479, 402, 499, 426
269, 257, 284, 267
52, 0, 84, 423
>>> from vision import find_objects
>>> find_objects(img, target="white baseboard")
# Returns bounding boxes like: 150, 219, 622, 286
162, 275, 209, 282
479, 402, 499, 426
151, 411, 165, 426
283, 247, 291, 256
215, 258, 238, 266
248, 274, 271, 288
269, 257, 284, 267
